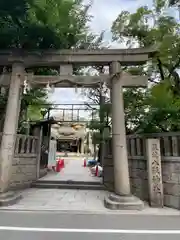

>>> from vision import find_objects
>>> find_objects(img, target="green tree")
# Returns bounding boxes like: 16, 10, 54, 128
111, 0, 180, 133
169, 0, 179, 6
0, 0, 101, 132
0, 0, 93, 49
82, 65, 111, 143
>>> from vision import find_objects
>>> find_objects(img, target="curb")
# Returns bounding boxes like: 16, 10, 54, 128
0, 208, 179, 216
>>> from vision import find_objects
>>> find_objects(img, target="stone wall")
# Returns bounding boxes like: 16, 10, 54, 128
39, 168, 47, 178
103, 132, 180, 209
103, 155, 114, 191
162, 159, 180, 209
128, 157, 148, 201
9, 134, 40, 190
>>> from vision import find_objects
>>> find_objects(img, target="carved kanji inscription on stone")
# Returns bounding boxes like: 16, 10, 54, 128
146, 139, 163, 207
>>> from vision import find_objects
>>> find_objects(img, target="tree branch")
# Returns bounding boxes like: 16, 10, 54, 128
168, 57, 180, 78
148, 78, 159, 84
157, 58, 165, 81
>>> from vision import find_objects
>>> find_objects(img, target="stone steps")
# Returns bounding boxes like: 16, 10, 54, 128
31, 180, 105, 190
36, 179, 102, 185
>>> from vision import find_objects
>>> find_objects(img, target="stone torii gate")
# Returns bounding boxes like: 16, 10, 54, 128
0, 48, 156, 208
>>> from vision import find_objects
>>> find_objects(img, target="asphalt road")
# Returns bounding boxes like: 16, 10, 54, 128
0, 210, 180, 240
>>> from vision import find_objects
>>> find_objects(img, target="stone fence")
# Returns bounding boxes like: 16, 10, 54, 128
103, 132, 180, 209
9, 134, 41, 189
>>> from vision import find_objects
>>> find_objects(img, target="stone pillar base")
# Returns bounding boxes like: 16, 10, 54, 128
0, 191, 22, 207
104, 193, 144, 210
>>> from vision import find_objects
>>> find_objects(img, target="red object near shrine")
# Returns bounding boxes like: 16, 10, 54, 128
61, 159, 65, 168
56, 158, 65, 172
56, 159, 61, 172
95, 165, 98, 176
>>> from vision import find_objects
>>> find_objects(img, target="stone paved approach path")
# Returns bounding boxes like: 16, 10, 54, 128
1, 159, 179, 214
40, 158, 102, 183
2, 189, 108, 211
1, 188, 180, 215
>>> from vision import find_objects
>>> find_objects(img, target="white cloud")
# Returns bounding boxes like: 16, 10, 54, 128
86, 0, 152, 35
49, 88, 85, 104
49, 0, 153, 109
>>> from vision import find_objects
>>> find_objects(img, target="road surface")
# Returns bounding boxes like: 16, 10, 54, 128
0, 210, 180, 239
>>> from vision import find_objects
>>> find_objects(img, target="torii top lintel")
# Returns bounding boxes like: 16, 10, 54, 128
0, 47, 157, 67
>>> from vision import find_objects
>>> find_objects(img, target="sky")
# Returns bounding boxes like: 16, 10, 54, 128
49, 0, 154, 109
48, 0, 180, 110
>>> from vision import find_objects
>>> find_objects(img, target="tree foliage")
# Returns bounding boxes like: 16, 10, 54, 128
168, 0, 179, 6
0, 0, 93, 49
84, 0, 180, 134
110, 0, 180, 133
0, 0, 99, 132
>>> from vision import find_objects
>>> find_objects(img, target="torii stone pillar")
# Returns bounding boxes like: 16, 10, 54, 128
0, 62, 24, 205
104, 61, 147, 210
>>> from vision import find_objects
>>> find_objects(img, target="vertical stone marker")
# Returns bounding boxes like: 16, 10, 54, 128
146, 138, 163, 207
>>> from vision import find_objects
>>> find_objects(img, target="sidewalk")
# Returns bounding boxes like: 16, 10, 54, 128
40, 158, 101, 183
1, 159, 179, 215
1, 188, 180, 215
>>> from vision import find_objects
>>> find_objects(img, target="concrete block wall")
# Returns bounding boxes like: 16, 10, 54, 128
128, 158, 148, 201
10, 154, 38, 189
39, 168, 47, 178
103, 132, 180, 209
9, 134, 40, 190
103, 155, 114, 191
162, 159, 180, 209
103, 155, 148, 199
103, 139, 114, 191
